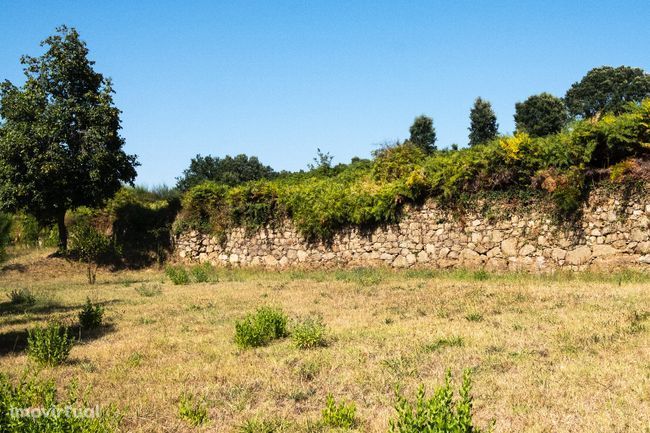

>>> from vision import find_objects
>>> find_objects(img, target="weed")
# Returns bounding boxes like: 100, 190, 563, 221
465, 312, 484, 322
234, 307, 288, 348
27, 323, 74, 366
422, 336, 465, 352
135, 284, 162, 297
8, 288, 36, 306
165, 265, 190, 285
389, 370, 492, 433
190, 262, 214, 283
178, 392, 208, 426
292, 317, 328, 349
321, 394, 357, 429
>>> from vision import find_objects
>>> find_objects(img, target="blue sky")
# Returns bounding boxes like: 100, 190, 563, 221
1, 1, 649, 186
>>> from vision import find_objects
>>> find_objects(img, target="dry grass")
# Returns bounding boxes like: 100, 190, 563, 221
1, 248, 650, 432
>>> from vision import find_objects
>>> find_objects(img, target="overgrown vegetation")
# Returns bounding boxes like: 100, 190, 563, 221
8, 289, 36, 306
0, 374, 119, 433
177, 99, 650, 241
26, 323, 74, 366
388, 370, 491, 433
69, 220, 116, 284
234, 307, 289, 348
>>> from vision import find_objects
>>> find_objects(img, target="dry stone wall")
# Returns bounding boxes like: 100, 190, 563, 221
175, 187, 650, 272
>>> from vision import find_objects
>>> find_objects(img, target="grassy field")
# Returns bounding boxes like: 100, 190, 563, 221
1, 248, 650, 432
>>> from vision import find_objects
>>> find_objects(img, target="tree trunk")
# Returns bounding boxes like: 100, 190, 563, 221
56, 210, 68, 252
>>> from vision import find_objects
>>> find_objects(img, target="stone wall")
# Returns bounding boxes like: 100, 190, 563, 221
175, 187, 650, 272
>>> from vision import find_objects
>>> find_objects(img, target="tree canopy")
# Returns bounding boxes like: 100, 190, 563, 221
176, 153, 276, 191
0, 26, 138, 250
565, 66, 650, 118
514, 93, 567, 137
409, 115, 437, 153
468, 97, 499, 146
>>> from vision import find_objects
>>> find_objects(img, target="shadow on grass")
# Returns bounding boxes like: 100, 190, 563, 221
0, 323, 116, 357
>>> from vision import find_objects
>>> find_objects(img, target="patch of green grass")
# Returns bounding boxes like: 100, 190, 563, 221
422, 336, 465, 352
190, 262, 215, 283
465, 312, 484, 322
135, 284, 162, 297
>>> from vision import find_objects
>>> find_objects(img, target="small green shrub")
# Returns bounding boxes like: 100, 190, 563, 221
292, 317, 328, 349
78, 298, 104, 329
69, 220, 117, 284
135, 284, 162, 297
8, 289, 36, 306
473, 270, 489, 281
165, 265, 190, 285
321, 394, 357, 429
388, 370, 491, 433
0, 374, 120, 433
234, 307, 288, 348
178, 392, 208, 426
27, 323, 74, 366
190, 262, 214, 283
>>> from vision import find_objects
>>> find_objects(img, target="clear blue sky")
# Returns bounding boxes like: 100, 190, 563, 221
1, 1, 649, 186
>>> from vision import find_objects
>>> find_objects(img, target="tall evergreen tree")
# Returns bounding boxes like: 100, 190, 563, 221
468, 97, 498, 146
0, 26, 138, 251
409, 115, 437, 153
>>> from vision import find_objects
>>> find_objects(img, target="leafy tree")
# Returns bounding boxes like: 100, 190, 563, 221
0, 213, 10, 262
176, 153, 275, 191
468, 97, 498, 146
0, 26, 138, 251
514, 93, 567, 137
565, 65, 650, 118
409, 115, 437, 153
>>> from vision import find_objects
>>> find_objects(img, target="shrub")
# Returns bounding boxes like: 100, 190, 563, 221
27, 323, 74, 366
238, 418, 286, 433
78, 298, 104, 329
292, 317, 328, 349
321, 394, 357, 429
234, 307, 288, 348
69, 220, 116, 284
165, 265, 190, 285
8, 289, 36, 306
0, 213, 11, 262
388, 370, 491, 433
190, 262, 214, 283
178, 392, 208, 426
0, 374, 120, 433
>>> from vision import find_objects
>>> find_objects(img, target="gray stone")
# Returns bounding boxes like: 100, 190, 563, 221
565, 246, 592, 265
501, 238, 518, 257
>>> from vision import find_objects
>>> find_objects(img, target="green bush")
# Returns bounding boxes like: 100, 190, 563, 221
8, 289, 36, 306
69, 220, 116, 284
388, 370, 491, 433
190, 262, 214, 283
292, 317, 328, 349
78, 298, 104, 330
238, 418, 286, 433
321, 394, 357, 429
27, 323, 74, 366
0, 374, 120, 433
0, 213, 11, 262
234, 307, 288, 348
165, 265, 190, 285
178, 392, 208, 426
